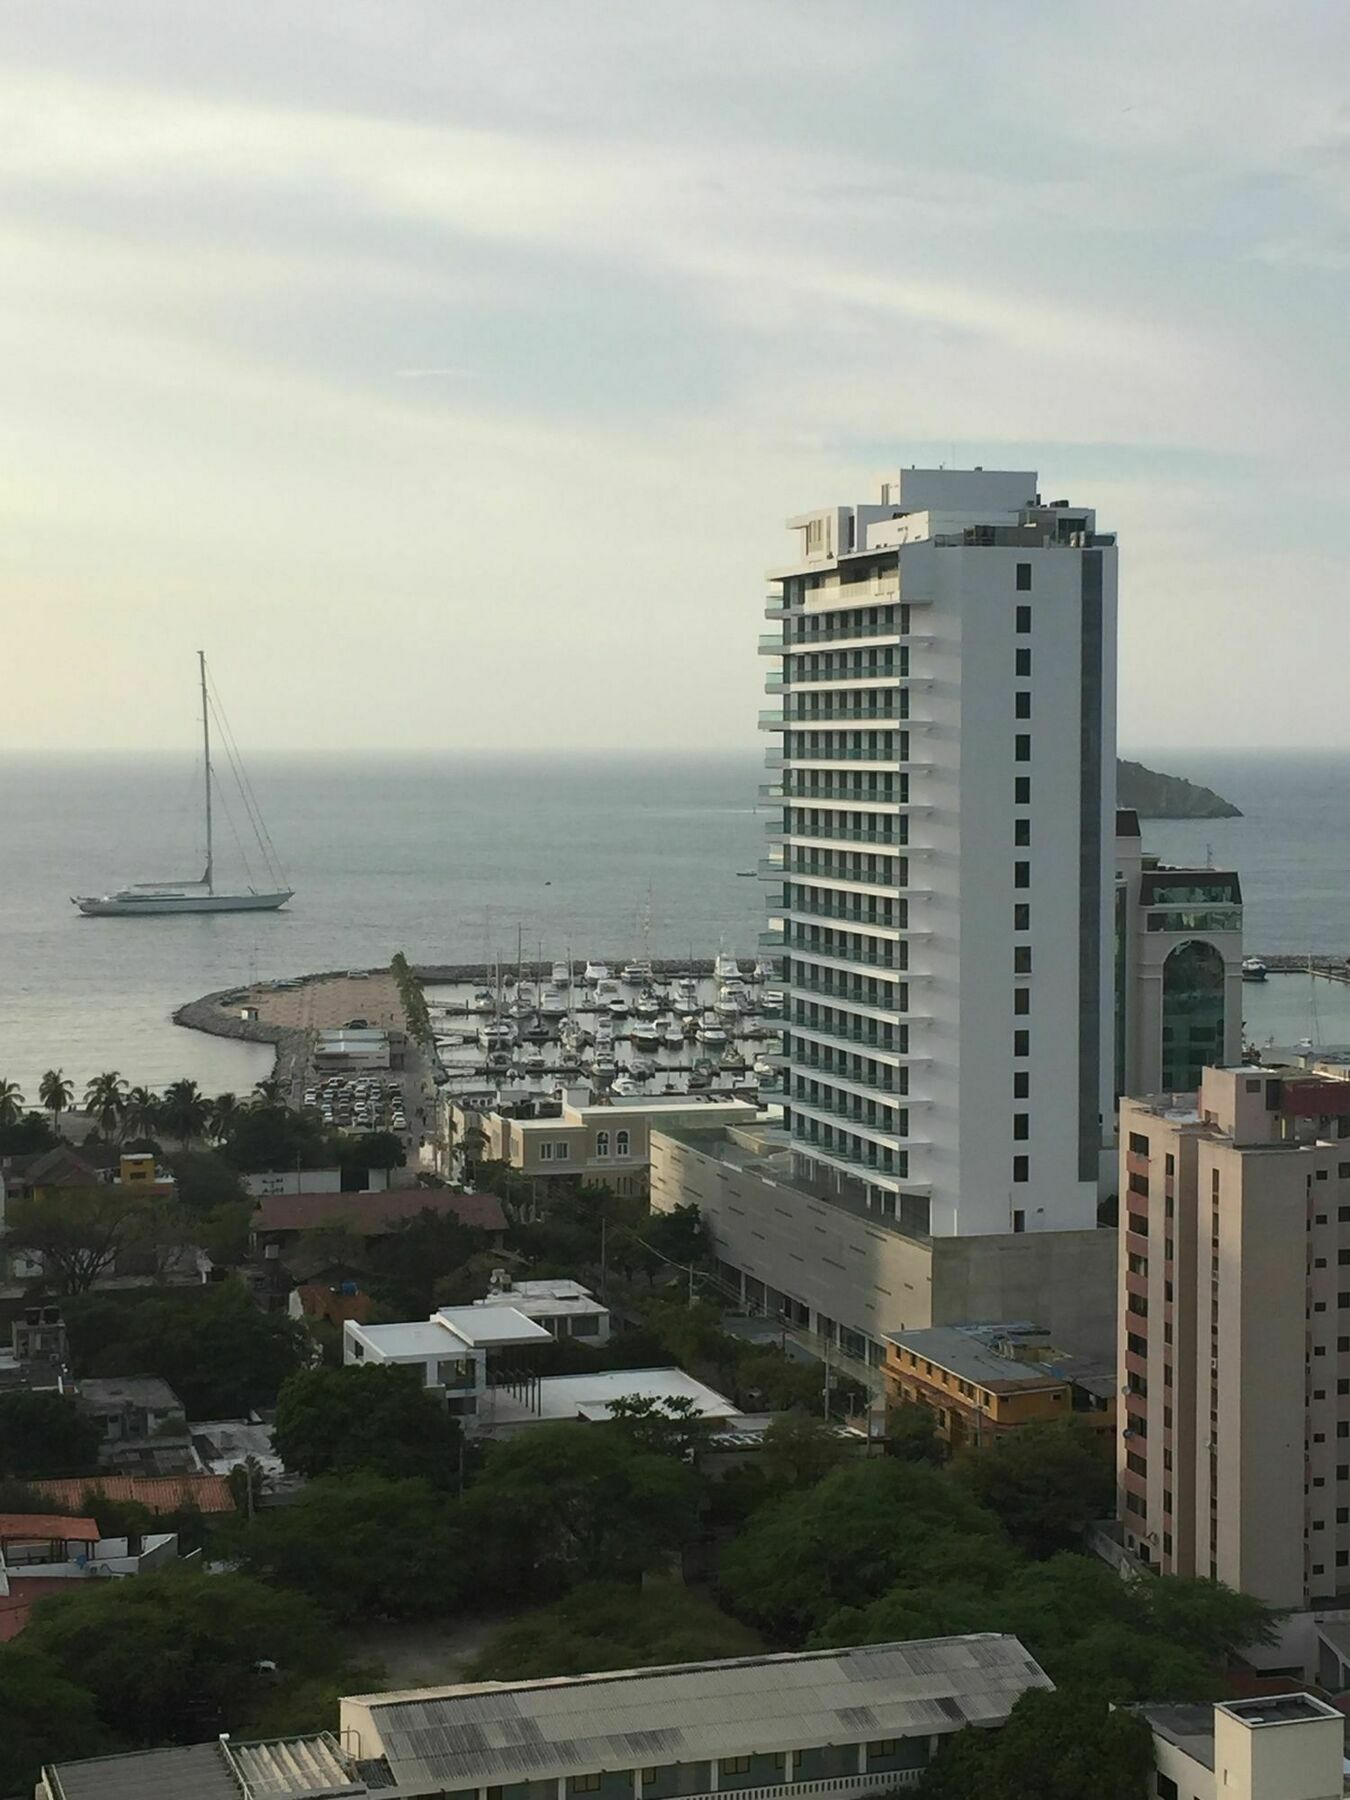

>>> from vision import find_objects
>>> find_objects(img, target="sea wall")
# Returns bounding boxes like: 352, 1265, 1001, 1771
172, 990, 306, 1085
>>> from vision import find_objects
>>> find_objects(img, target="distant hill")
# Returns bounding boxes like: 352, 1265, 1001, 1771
1117, 757, 1241, 820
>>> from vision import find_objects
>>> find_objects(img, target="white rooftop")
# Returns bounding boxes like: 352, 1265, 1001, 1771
357, 1309, 553, 1356
471, 1279, 607, 1319
482, 1366, 741, 1428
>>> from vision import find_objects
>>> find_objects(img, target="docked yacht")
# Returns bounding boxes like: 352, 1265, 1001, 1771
697, 1017, 728, 1047
633, 990, 662, 1019
583, 961, 611, 985
539, 986, 568, 1018
631, 1021, 660, 1051
715, 953, 746, 984
662, 1020, 686, 1051
478, 1020, 517, 1051
1242, 957, 1268, 982
621, 958, 656, 986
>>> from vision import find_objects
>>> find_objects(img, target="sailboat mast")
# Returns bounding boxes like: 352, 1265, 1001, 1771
199, 650, 214, 894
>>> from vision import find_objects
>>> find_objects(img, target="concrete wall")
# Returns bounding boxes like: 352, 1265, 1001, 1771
654, 1129, 1116, 1363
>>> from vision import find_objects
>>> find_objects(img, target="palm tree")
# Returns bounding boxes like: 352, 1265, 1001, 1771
83, 1071, 127, 1140
208, 1091, 242, 1142
38, 1069, 75, 1133
122, 1086, 162, 1142
160, 1077, 211, 1144
0, 1078, 25, 1129
252, 1078, 283, 1107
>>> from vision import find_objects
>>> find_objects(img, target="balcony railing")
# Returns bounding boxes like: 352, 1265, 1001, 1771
786, 940, 904, 971
757, 632, 784, 654
758, 783, 784, 802
785, 706, 904, 724
782, 784, 905, 805
785, 971, 910, 1009
778, 897, 905, 929
758, 710, 786, 729
788, 1018, 912, 1059
785, 624, 902, 647
789, 1058, 907, 1097
783, 665, 901, 685
772, 823, 906, 846
781, 859, 911, 889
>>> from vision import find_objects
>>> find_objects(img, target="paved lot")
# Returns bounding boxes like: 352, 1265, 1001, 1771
232, 971, 404, 1033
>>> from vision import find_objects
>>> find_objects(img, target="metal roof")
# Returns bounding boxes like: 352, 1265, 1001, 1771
349, 1636, 1051, 1791
45, 1735, 366, 1800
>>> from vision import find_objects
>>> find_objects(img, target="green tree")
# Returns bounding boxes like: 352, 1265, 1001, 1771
469, 1581, 762, 1682
6, 1185, 166, 1294
83, 1071, 127, 1139
223, 1102, 329, 1173
66, 1283, 305, 1416
0, 1110, 58, 1154
463, 1421, 703, 1597
887, 1401, 944, 1464
0, 1390, 102, 1478
168, 1149, 249, 1214
918, 1686, 1154, 1800
23, 1567, 348, 1745
366, 1208, 486, 1316
0, 1644, 106, 1799
160, 1077, 211, 1143
122, 1085, 162, 1140
272, 1364, 462, 1484
645, 1203, 712, 1269
342, 1130, 407, 1178
252, 1077, 284, 1106
38, 1068, 75, 1133
208, 1091, 243, 1142
237, 1474, 465, 1622
0, 1076, 27, 1128
759, 1411, 852, 1489
953, 1418, 1114, 1556
718, 1457, 1001, 1643
606, 1394, 715, 1462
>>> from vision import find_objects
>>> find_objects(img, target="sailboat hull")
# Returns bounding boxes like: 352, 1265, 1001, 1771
73, 890, 294, 917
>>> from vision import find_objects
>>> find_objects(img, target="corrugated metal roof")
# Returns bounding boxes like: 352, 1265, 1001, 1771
45, 1742, 240, 1800
351, 1636, 1051, 1790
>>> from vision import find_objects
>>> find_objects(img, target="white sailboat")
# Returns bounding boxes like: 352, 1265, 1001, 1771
73, 653, 293, 917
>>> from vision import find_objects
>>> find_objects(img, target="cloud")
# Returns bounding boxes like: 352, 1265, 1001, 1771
0, 1, 1348, 750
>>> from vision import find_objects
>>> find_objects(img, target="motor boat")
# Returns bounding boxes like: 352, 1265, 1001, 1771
621, 958, 656, 985
478, 1020, 517, 1050
583, 961, 611, 985
632, 1058, 656, 1080
634, 990, 662, 1019
719, 1046, 747, 1072
716, 983, 748, 1017
715, 953, 747, 983
697, 1017, 728, 1047
759, 988, 783, 1015
612, 1073, 642, 1095
608, 996, 630, 1020
631, 1022, 660, 1051
539, 986, 568, 1018
471, 989, 496, 1014
1242, 957, 1268, 982
662, 1020, 686, 1051
552, 959, 571, 985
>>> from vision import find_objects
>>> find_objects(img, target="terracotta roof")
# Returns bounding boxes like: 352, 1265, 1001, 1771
29, 1474, 235, 1515
253, 1188, 507, 1236
0, 1512, 100, 1541
294, 1283, 376, 1324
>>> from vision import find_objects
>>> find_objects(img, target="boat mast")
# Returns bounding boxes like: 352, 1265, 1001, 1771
199, 650, 214, 894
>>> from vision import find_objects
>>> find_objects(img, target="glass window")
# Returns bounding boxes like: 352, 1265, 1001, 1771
1160, 940, 1227, 1090
595, 1131, 610, 1158
1016, 563, 1032, 591
616, 1129, 631, 1157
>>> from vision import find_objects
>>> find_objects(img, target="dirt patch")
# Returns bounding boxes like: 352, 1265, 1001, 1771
353, 1615, 506, 1691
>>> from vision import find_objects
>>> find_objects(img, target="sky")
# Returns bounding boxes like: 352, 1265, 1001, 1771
2, 0, 1348, 754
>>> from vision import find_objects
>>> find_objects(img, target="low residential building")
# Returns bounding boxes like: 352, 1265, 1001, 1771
0, 1147, 180, 1287
75, 1375, 194, 1474
652, 1121, 1117, 1385
251, 1186, 506, 1251
479, 1366, 743, 1437
1114, 810, 1244, 1099
314, 1026, 397, 1071
288, 1279, 377, 1328
344, 1304, 554, 1426
0, 1512, 179, 1641
1118, 1063, 1350, 1673
1142, 1693, 1345, 1800
470, 1273, 610, 1344
244, 1166, 389, 1196
449, 1091, 758, 1196
884, 1322, 1115, 1451
338, 1636, 1053, 1797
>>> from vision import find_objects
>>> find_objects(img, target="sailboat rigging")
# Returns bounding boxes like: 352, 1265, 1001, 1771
72, 653, 294, 917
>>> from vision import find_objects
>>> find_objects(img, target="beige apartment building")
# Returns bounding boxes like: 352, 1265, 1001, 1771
1118, 1063, 1350, 1671
448, 1091, 758, 1195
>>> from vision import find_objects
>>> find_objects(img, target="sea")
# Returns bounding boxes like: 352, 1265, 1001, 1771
1, 747, 1349, 1099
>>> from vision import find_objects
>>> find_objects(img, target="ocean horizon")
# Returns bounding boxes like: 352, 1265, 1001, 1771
2, 746, 1348, 1097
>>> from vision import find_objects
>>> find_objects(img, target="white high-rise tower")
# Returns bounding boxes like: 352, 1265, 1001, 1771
762, 467, 1117, 1239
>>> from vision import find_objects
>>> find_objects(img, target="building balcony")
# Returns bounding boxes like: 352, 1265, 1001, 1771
771, 823, 908, 847
781, 669, 902, 689
785, 941, 905, 975
764, 674, 786, 693
758, 857, 785, 881
781, 750, 933, 769
785, 625, 903, 648
758, 929, 785, 950
757, 783, 784, 803
782, 783, 907, 806
783, 974, 921, 1021
785, 707, 904, 725
758, 710, 787, 730
788, 1019, 926, 1064
780, 860, 916, 894
787, 1061, 909, 1101
779, 901, 908, 935
789, 1098, 920, 1160
764, 597, 791, 619
757, 632, 784, 655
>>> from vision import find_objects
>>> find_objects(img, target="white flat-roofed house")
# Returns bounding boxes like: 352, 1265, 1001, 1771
344, 1304, 552, 1427
338, 1635, 1054, 1798
477, 1366, 742, 1437
471, 1276, 611, 1346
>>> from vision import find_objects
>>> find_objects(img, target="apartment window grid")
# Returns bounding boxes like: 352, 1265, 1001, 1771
774, 562, 919, 1222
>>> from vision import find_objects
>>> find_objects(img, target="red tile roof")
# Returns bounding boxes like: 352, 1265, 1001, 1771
29, 1474, 235, 1515
294, 1283, 376, 1325
253, 1188, 507, 1236
0, 1513, 100, 1542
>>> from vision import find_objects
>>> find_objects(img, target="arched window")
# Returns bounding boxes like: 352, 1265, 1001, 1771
595, 1131, 610, 1159
616, 1129, 630, 1158
1161, 940, 1227, 1091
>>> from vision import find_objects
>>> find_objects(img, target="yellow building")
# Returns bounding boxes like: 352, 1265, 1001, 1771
884, 1322, 1115, 1451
